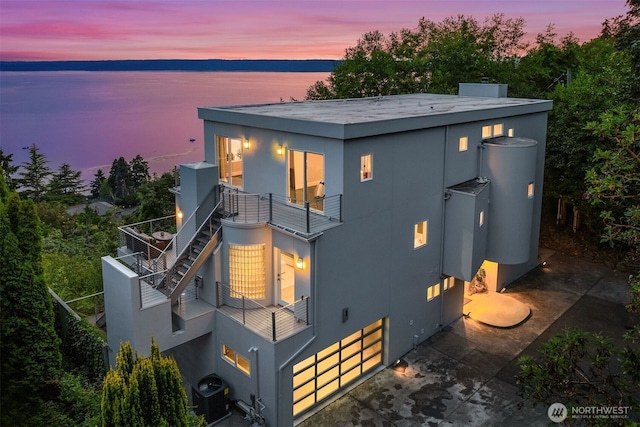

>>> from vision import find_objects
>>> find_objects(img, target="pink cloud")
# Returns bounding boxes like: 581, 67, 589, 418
0, 0, 630, 61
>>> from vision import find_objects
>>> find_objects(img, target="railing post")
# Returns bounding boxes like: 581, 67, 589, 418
269, 193, 273, 222
305, 296, 309, 325
242, 296, 246, 324
339, 194, 343, 222
272, 311, 277, 341
305, 201, 310, 234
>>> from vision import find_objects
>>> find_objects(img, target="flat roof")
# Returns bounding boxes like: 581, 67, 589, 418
198, 93, 552, 140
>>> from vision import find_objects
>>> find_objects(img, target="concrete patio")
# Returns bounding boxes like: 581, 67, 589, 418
217, 248, 636, 426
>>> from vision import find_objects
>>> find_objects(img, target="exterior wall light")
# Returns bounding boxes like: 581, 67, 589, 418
277, 144, 284, 156
296, 257, 305, 269
176, 209, 184, 219
243, 139, 251, 149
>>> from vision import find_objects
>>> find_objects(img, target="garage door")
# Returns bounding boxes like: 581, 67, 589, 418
293, 318, 384, 417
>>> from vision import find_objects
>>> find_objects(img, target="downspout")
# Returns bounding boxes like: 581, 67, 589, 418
275, 238, 317, 426
438, 126, 449, 331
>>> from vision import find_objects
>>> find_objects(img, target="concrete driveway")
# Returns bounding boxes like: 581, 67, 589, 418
296, 248, 635, 426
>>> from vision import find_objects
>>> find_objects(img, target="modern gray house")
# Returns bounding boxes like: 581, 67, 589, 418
102, 83, 552, 426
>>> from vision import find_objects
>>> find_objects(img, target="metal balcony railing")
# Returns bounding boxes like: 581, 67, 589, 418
220, 186, 342, 237
216, 281, 309, 341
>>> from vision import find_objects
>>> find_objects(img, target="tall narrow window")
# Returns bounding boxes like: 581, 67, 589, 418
361, 154, 373, 181
458, 137, 468, 152
493, 123, 503, 136
229, 244, 265, 299
479, 210, 485, 227
217, 136, 243, 188
508, 128, 514, 137
414, 220, 428, 248
527, 182, 535, 198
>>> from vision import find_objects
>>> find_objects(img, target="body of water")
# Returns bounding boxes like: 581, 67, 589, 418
0, 71, 329, 181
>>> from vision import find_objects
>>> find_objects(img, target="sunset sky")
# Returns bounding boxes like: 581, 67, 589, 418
0, 0, 629, 61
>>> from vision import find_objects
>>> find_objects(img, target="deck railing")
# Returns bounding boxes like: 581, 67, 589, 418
220, 186, 342, 236
216, 281, 309, 341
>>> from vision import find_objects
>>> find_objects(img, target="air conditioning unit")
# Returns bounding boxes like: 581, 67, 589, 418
192, 374, 231, 424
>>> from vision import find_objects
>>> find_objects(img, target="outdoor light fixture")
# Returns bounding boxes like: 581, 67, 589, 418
176, 209, 183, 219
277, 144, 284, 156
296, 257, 304, 269
243, 139, 251, 149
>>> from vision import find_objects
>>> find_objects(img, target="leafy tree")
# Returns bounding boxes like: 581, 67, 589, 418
517, 328, 639, 424
585, 108, 640, 312
0, 149, 19, 190
0, 174, 62, 425
306, 14, 527, 100
17, 143, 52, 202
91, 169, 107, 199
136, 172, 176, 222
47, 162, 86, 205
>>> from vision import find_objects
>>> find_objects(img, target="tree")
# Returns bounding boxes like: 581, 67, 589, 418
0, 149, 19, 190
102, 339, 204, 427
17, 143, 52, 202
517, 328, 639, 424
306, 14, 527, 100
585, 107, 640, 312
136, 172, 176, 222
90, 169, 107, 199
107, 157, 131, 204
0, 174, 62, 425
129, 155, 150, 191
47, 162, 85, 205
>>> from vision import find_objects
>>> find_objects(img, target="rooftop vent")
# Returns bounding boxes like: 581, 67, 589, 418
459, 81, 508, 98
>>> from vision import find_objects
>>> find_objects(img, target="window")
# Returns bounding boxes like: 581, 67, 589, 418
527, 182, 534, 198
229, 244, 265, 299
288, 150, 325, 211
443, 277, 455, 291
458, 137, 468, 152
482, 123, 504, 139
217, 136, 244, 188
508, 128, 514, 137
414, 220, 428, 248
479, 210, 485, 227
426, 283, 440, 301
222, 344, 251, 376
360, 154, 372, 181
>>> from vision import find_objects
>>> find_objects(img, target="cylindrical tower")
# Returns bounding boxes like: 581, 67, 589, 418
482, 136, 537, 264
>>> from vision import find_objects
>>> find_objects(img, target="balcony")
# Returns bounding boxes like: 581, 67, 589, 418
216, 281, 310, 342
218, 186, 342, 239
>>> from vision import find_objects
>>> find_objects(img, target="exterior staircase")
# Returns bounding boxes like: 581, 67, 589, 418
162, 210, 223, 305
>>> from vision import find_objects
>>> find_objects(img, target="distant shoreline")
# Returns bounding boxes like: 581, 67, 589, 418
0, 59, 340, 72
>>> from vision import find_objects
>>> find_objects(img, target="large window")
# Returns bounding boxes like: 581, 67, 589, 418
288, 150, 325, 211
293, 319, 383, 417
217, 136, 244, 188
229, 244, 265, 299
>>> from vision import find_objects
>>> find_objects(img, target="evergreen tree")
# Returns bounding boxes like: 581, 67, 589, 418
102, 339, 197, 427
0, 149, 19, 190
90, 169, 107, 199
17, 143, 52, 202
107, 157, 130, 203
47, 162, 85, 205
129, 154, 150, 191
0, 174, 62, 425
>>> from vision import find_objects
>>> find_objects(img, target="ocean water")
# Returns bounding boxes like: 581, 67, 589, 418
0, 71, 328, 181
